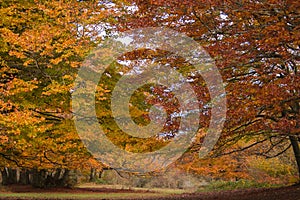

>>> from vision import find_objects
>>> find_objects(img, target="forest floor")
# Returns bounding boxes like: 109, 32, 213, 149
0, 184, 299, 200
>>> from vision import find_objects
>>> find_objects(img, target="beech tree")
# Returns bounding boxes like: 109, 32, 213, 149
118, 0, 300, 181
0, 0, 120, 187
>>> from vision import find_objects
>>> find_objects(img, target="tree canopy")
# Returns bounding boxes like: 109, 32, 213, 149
0, 0, 299, 186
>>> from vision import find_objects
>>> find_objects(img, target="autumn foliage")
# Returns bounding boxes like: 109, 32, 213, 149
121, 0, 300, 181
0, 0, 299, 187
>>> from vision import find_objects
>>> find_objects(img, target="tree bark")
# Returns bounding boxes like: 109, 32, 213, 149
53, 168, 62, 181
19, 168, 30, 185
31, 168, 47, 188
7, 168, 18, 184
1, 168, 8, 185
59, 169, 70, 187
99, 168, 103, 179
89, 168, 96, 182
289, 135, 300, 182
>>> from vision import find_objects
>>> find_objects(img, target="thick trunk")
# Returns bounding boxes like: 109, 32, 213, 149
19, 169, 30, 185
45, 168, 62, 187
61, 169, 70, 183
58, 169, 70, 187
44, 168, 72, 187
289, 135, 300, 181
1, 168, 8, 185
31, 168, 47, 188
7, 168, 18, 184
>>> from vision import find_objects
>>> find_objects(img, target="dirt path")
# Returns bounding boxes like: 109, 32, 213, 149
0, 184, 299, 200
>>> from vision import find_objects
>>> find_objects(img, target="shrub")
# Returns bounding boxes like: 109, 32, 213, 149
201, 179, 279, 191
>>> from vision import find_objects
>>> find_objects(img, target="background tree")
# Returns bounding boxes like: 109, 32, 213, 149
117, 0, 300, 182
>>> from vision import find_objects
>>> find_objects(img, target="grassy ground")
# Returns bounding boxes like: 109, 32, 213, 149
77, 183, 188, 194
0, 192, 167, 199
0, 184, 187, 200
0, 181, 298, 200
197, 179, 284, 192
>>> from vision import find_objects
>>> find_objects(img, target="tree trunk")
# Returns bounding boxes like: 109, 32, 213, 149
31, 168, 47, 188
19, 169, 30, 185
89, 168, 96, 182
59, 169, 70, 187
1, 168, 8, 185
289, 135, 300, 182
99, 168, 103, 179
7, 168, 18, 184
53, 168, 62, 181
